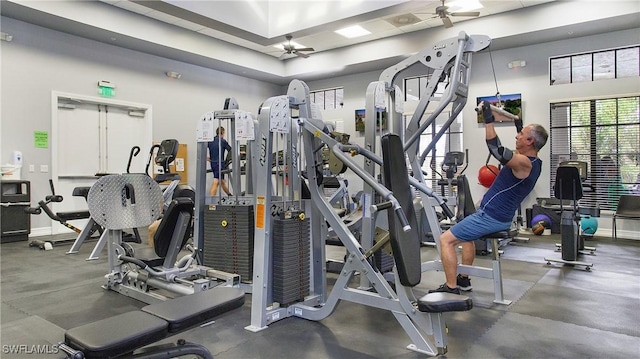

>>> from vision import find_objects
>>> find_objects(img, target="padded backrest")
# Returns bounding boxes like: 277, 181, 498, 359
172, 184, 196, 202
616, 195, 640, 217
154, 197, 194, 259
456, 175, 476, 221
155, 139, 179, 171
381, 133, 422, 287
555, 166, 583, 201
559, 160, 588, 181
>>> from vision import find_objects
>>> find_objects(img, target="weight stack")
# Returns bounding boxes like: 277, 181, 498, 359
272, 216, 310, 305
203, 205, 254, 283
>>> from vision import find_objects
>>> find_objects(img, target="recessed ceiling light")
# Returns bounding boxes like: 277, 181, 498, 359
335, 25, 371, 39
448, 0, 483, 12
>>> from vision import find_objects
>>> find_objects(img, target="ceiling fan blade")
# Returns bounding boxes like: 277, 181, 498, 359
295, 47, 315, 52
294, 50, 310, 59
450, 11, 480, 17
441, 16, 453, 28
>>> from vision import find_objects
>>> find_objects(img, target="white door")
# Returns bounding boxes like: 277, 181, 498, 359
52, 93, 152, 235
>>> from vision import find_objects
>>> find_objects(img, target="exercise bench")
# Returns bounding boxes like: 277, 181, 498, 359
58, 286, 245, 358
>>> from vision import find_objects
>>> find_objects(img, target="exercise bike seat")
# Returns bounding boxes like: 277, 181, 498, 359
72, 186, 91, 200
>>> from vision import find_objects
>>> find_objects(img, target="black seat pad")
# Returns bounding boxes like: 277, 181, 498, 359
64, 288, 245, 358
133, 246, 165, 267
56, 210, 90, 221
142, 287, 245, 332
154, 198, 194, 258
417, 292, 473, 313
64, 311, 168, 359
484, 228, 518, 239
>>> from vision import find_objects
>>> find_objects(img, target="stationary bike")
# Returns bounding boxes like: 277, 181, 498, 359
544, 161, 597, 271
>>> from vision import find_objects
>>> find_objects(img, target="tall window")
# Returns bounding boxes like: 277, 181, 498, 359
404, 75, 447, 101
418, 113, 464, 197
550, 96, 640, 210
404, 74, 463, 196
310, 87, 343, 110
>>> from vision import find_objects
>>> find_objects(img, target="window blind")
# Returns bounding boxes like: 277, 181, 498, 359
550, 96, 640, 211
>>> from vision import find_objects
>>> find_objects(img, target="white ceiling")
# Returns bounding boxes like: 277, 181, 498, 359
2, 0, 639, 84
102, 0, 557, 58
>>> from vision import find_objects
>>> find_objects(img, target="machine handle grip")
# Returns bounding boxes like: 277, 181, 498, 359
48, 179, 56, 196
441, 202, 455, 219
394, 207, 411, 232
127, 146, 141, 174
123, 183, 136, 205
24, 207, 42, 214
372, 201, 393, 211
45, 195, 64, 203
120, 255, 147, 269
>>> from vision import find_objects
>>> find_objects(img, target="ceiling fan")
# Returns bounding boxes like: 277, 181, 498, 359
430, 0, 481, 28
280, 35, 315, 58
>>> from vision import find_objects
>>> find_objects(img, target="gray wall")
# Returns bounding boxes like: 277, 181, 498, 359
0, 17, 282, 230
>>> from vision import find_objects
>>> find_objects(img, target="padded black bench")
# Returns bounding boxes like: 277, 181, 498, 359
53, 186, 93, 221
60, 287, 245, 359
381, 134, 472, 354
417, 292, 473, 313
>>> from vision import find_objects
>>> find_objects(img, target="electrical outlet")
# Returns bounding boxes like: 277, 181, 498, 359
29, 164, 35, 172
40, 164, 49, 173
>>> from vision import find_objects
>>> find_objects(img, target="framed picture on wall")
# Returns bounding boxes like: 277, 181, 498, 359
355, 109, 365, 132
476, 93, 522, 123
354, 109, 388, 132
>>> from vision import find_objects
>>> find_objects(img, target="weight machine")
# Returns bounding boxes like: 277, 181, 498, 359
246, 31, 497, 355
194, 99, 258, 287
67, 140, 185, 260
91, 173, 239, 304
359, 32, 510, 304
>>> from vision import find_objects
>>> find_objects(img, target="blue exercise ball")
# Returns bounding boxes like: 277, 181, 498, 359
531, 214, 552, 229
581, 216, 598, 235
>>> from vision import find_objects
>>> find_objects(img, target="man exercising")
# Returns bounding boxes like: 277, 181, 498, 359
431, 101, 548, 294
208, 126, 232, 197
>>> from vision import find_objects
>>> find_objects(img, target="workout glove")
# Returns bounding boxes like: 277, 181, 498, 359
513, 107, 523, 132
482, 101, 495, 124
514, 118, 523, 133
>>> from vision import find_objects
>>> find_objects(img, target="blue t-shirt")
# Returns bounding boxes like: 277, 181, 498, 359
479, 156, 542, 222
208, 136, 231, 168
